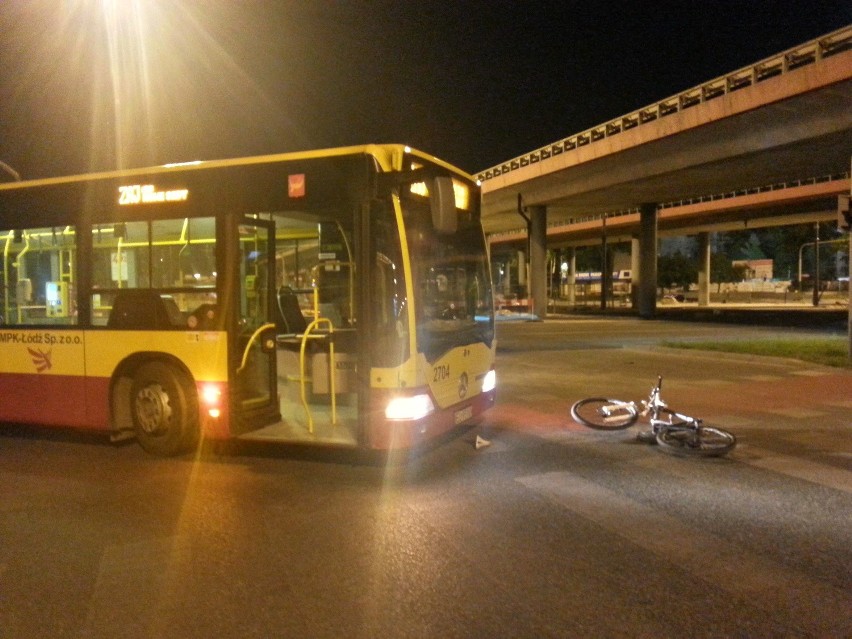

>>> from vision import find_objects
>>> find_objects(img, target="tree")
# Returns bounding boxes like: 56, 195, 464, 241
716, 223, 843, 285
657, 251, 697, 291
711, 252, 738, 286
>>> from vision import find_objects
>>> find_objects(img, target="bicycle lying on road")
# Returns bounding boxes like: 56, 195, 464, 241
570, 376, 737, 457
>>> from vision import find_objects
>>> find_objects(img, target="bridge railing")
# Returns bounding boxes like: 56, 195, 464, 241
487, 171, 851, 242
658, 172, 851, 210
476, 25, 851, 184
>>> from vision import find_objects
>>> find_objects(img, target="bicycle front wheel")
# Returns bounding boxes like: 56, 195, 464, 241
656, 426, 736, 457
571, 398, 638, 430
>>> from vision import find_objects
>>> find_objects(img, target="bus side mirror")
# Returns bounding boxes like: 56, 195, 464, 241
430, 176, 457, 234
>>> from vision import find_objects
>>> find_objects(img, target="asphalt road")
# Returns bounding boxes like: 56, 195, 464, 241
1, 317, 850, 638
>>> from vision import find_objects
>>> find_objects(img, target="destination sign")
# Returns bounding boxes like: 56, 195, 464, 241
118, 184, 189, 206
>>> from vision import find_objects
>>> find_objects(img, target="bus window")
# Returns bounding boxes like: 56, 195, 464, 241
92, 221, 148, 289
90, 218, 217, 326
400, 190, 494, 361
371, 201, 409, 367
0, 226, 78, 326
152, 218, 217, 288
268, 213, 356, 328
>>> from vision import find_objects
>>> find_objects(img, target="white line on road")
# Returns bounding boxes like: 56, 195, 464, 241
734, 446, 852, 493
516, 471, 852, 637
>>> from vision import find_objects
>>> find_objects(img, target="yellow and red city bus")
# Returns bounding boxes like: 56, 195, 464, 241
0, 145, 496, 455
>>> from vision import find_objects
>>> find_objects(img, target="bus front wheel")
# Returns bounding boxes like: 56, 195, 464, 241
130, 361, 199, 456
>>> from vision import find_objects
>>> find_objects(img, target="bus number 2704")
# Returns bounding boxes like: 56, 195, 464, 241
433, 364, 450, 382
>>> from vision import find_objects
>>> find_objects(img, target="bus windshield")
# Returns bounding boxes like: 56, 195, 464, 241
400, 179, 494, 361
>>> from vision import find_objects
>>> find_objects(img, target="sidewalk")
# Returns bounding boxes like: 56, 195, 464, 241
548, 302, 849, 329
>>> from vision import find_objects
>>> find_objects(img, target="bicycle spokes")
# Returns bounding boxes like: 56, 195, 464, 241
571, 377, 736, 457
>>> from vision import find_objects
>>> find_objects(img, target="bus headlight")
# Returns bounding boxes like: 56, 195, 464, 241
385, 394, 435, 421
481, 369, 496, 393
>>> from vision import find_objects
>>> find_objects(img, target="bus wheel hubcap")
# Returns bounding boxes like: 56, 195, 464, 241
135, 384, 173, 435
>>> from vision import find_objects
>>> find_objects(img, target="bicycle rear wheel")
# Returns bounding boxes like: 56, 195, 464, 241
656, 425, 736, 457
571, 398, 638, 430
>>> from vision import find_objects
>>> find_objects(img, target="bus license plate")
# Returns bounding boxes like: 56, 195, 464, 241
454, 406, 473, 425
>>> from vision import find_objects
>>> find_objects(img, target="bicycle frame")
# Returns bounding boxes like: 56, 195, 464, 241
570, 376, 736, 457
639, 377, 700, 431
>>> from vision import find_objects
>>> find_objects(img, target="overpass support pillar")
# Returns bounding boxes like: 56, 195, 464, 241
697, 232, 711, 307
637, 203, 658, 318
502, 256, 512, 296
630, 237, 640, 310
529, 205, 547, 319
566, 246, 576, 307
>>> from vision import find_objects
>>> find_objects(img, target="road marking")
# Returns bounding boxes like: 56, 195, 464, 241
736, 446, 852, 494
744, 375, 784, 382
766, 407, 825, 419
677, 379, 733, 388
790, 369, 835, 377
516, 471, 852, 636
541, 430, 851, 495
702, 415, 756, 428
631, 446, 852, 494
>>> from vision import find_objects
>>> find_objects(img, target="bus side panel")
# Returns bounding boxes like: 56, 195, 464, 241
0, 373, 90, 427
85, 330, 231, 435
0, 329, 90, 427
85, 376, 112, 428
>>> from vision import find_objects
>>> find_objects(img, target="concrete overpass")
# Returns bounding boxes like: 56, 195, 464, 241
478, 25, 852, 318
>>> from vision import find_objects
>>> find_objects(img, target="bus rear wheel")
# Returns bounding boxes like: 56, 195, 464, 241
130, 361, 199, 456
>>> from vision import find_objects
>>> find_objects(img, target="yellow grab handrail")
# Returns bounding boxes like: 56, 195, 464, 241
298, 317, 336, 433
237, 322, 277, 374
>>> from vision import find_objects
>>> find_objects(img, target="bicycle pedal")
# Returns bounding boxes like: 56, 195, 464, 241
636, 431, 657, 444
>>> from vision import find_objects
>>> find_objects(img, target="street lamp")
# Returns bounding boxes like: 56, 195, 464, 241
798, 235, 847, 303
813, 223, 820, 306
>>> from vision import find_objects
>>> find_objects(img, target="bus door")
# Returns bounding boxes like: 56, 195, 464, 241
270, 214, 360, 445
232, 219, 280, 430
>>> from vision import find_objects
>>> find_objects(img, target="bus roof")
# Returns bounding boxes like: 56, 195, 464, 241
0, 144, 475, 192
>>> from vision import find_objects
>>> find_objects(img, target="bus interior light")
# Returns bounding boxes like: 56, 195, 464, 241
385, 394, 435, 421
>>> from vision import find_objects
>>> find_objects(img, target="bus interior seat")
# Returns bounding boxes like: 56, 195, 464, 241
276, 286, 319, 352
107, 290, 182, 330
276, 286, 308, 335
161, 296, 185, 326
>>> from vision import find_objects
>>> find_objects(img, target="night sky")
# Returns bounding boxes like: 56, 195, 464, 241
1, 1, 849, 180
